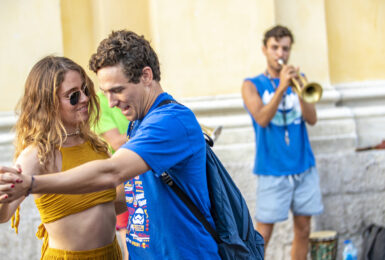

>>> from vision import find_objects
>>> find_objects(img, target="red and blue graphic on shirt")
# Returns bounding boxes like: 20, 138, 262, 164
124, 176, 150, 248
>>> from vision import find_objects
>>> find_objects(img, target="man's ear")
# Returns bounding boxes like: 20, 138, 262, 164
262, 45, 267, 56
141, 66, 153, 84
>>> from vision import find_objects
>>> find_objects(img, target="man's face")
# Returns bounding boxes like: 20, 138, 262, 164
97, 64, 147, 121
262, 36, 292, 72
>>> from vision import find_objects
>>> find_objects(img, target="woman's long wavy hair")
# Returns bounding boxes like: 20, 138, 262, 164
14, 56, 108, 167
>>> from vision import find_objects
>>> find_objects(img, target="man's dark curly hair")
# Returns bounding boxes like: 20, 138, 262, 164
89, 30, 161, 83
263, 25, 294, 46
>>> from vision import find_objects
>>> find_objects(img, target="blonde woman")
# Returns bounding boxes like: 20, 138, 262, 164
0, 56, 125, 259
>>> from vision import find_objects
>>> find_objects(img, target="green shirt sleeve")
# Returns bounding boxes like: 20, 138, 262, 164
93, 92, 129, 135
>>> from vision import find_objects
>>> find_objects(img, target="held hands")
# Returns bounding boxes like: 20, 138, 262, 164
278, 63, 300, 91
0, 165, 31, 203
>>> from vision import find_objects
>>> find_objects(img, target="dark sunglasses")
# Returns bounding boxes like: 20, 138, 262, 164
69, 86, 90, 106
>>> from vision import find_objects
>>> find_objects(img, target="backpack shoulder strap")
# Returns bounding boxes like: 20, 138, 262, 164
160, 172, 221, 243
156, 99, 220, 243
157, 99, 179, 107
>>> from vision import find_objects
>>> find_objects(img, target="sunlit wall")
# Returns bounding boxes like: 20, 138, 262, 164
0, 0, 63, 111
325, 0, 385, 83
0, 0, 384, 111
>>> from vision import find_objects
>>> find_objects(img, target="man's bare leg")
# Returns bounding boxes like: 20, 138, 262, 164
256, 222, 274, 250
291, 215, 311, 260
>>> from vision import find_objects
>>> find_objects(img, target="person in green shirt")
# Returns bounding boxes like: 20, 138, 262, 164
93, 92, 129, 153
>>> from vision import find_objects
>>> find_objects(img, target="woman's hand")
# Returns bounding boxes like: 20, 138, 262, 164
0, 165, 30, 203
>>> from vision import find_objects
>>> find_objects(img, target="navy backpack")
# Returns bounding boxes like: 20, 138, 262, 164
161, 139, 264, 259
158, 99, 264, 259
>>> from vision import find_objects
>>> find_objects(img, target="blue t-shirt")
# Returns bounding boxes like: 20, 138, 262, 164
122, 92, 220, 260
245, 74, 315, 176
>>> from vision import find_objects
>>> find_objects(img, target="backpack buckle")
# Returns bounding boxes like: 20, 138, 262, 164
161, 172, 174, 186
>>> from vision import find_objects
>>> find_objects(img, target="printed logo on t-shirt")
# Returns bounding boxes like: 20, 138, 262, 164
125, 176, 150, 249
262, 90, 302, 126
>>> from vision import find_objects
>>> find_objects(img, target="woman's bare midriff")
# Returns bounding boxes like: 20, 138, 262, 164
44, 202, 116, 251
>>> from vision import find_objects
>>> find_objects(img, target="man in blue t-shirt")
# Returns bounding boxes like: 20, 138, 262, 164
241, 25, 323, 259
2, 30, 220, 259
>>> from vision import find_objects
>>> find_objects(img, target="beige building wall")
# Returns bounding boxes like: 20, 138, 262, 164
60, 0, 152, 85
60, 0, 95, 79
325, 0, 385, 83
149, 0, 275, 98
91, 0, 152, 44
1, 0, 384, 111
0, 0, 63, 111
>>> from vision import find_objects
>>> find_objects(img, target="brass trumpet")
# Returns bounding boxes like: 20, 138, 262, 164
278, 59, 323, 103
200, 124, 223, 142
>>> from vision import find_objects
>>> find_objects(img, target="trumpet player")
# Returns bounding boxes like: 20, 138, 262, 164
241, 25, 323, 260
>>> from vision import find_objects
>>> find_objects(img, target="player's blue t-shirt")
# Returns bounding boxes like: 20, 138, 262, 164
245, 74, 315, 176
122, 92, 220, 260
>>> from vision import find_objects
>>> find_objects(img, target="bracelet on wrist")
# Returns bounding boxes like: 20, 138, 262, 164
25, 176, 35, 197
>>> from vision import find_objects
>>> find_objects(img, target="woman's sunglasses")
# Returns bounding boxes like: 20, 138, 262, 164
69, 86, 90, 106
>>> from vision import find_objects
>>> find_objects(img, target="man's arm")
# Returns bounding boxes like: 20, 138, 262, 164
242, 65, 296, 127
0, 148, 150, 203
242, 80, 285, 127
299, 99, 317, 125
297, 75, 317, 125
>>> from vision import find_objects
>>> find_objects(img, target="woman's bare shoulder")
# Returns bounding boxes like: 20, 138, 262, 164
15, 146, 58, 176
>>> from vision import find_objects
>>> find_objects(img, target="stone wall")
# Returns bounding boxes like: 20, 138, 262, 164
315, 151, 385, 260
0, 112, 43, 259
0, 196, 42, 259
0, 112, 16, 167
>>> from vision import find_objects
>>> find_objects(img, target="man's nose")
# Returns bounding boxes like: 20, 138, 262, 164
276, 47, 284, 57
107, 93, 118, 108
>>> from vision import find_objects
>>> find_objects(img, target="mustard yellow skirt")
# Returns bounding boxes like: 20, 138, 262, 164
42, 236, 122, 260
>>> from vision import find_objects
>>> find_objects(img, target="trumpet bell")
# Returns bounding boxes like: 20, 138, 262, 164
278, 59, 323, 104
301, 82, 323, 103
